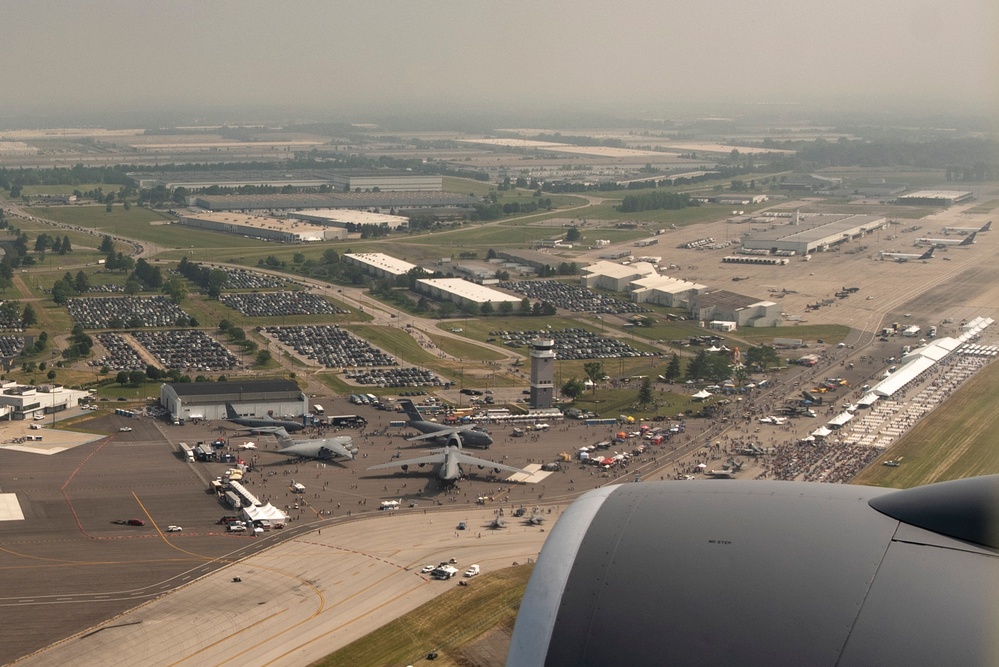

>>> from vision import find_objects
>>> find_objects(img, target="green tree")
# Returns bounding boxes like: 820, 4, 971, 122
115, 370, 129, 385
638, 377, 654, 406
561, 377, 586, 400
565, 225, 581, 242
21, 303, 37, 328
256, 350, 272, 365
59, 236, 71, 254
99, 235, 114, 253
128, 370, 146, 386
583, 361, 604, 394
73, 271, 90, 293
664, 353, 682, 382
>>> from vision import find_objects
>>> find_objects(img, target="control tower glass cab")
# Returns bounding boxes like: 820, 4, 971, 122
530, 338, 555, 409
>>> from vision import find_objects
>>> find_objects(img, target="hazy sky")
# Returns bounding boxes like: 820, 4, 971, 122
1, 0, 995, 122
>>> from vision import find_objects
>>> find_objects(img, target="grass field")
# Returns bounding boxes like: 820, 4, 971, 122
851, 360, 999, 489
316, 565, 532, 667
426, 333, 507, 362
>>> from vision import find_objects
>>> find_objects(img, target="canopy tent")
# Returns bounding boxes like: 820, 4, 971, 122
811, 426, 832, 439
827, 412, 854, 428
692, 389, 712, 401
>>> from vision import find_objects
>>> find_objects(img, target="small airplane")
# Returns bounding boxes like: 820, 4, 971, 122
916, 231, 977, 247
398, 399, 493, 448
527, 512, 545, 525
758, 416, 787, 425
366, 433, 527, 483
224, 402, 304, 433
705, 469, 736, 479
942, 221, 990, 235
264, 427, 357, 462
879, 247, 935, 262
489, 516, 508, 529
238, 442, 257, 450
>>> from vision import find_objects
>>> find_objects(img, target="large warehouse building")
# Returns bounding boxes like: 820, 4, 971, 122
160, 379, 307, 423
332, 171, 442, 192
178, 211, 343, 242
580, 261, 658, 291
740, 214, 887, 255
192, 191, 479, 212
343, 253, 419, 279
289, 209, 409, 230
416, 278, 522, 310
689, 290, 782, 328
895, 190, 974, 207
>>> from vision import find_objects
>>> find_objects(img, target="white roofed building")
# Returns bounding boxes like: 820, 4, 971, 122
580, 261, 658, 292
343, 253, 419, 279
629, 274, 706, 307
416, 278, 521, 310
289, 209, 409, 230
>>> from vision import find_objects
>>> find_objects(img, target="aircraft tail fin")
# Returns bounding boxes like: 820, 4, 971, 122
399, 399, 423, 422
980, 221, 992, 232
272, 427, 292, 447
224, 402, 239, 419
960, 232, 977, 246
919, 247, 935, 260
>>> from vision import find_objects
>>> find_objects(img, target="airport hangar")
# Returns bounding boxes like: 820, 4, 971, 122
177, 211, 344, 242
160, 379, 307, 423
740, 213, 887, 255
895, 190, 974, 207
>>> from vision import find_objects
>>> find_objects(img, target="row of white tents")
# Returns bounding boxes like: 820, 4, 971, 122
807, 318, 994, 441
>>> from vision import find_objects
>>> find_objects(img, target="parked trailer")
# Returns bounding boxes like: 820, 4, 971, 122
179, 442, 195, 462
224, 491, 242, 510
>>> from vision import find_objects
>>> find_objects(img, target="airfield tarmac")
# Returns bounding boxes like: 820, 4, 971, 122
2, 196, 997, 665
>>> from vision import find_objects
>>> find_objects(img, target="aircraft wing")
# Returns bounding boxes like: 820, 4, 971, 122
407, 430, 449, 442
367, 452, 445, 471
454, 451, 529, 475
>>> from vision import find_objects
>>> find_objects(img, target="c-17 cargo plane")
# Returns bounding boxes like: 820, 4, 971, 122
915, 231, 977, 247
225, 403, 304, 432
398, 399, 493, 448
254, 426, 357, 461
366, 432, 528, 483
879, 246, 935, 262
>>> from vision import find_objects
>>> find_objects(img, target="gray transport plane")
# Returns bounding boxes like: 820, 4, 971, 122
507, 476, 999, 666
398, 399, 493, 448
367, 433, 526, 482
255, 426, 357, 461
224, 402, 305, 432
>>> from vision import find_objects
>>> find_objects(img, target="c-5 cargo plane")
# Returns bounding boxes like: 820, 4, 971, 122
366, 433, 527, 483
398, 399, 493, 448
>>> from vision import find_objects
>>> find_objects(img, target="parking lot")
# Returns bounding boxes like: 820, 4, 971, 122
66, 296, 191, 329
220, 291, 348, 317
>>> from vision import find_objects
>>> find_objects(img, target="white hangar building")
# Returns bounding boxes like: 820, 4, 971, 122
580, 261, 658, 292
689, 290, 781, 328
740, 214, 887, 255
344, 253, 419, 279
629, 275, 706, 307
160, 379, 307, 423
289, 209, 410, 230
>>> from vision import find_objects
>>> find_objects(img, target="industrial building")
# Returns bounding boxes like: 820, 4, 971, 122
740, 214, 887, 255
343, 253, 419, 279
629, 274, 706, 307
128, 170, 335, 190
178, 211, 342, 242
289, 209, 409, 230
415, 278, 522, 310
689, 290, 781, 328
0, 382, 90, 420
896, 190, 974, 207
331, 171, 442, 192
192, 191, 478, 212
580, 261, 658, 291
159, 379, 306, 423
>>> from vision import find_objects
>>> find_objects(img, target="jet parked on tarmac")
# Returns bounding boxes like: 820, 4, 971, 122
398, 399, 493, 448
916, 231, 977, 247
366, 433, 526, 482
258, 426, 357, 461
224, 403, 304, 432
879, 247, 935, 262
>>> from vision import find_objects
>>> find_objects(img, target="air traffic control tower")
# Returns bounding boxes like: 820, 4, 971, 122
529, 338, 555, 409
